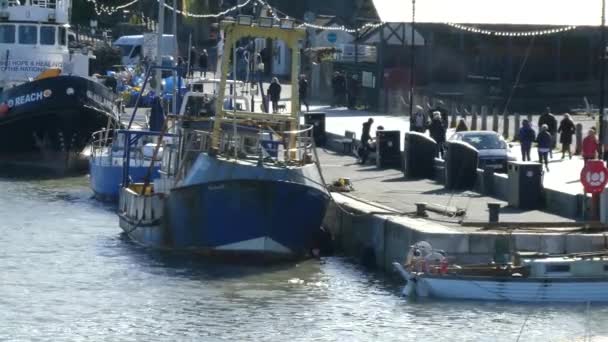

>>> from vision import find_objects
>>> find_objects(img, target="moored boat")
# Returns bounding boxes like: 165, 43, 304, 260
0, 0, 120, 174
393, 241, 608, 302
117, 18, 330, 259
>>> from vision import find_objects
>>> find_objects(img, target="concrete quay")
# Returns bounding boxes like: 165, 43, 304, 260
316, 115, 608, 271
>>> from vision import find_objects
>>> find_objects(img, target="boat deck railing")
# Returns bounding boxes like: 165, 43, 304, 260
180, 123, 316, 166
8, 0, 59, 8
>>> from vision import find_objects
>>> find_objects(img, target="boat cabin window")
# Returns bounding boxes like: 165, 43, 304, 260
40, 26, 56, 45
19, 25, 38, 45
0, 25, 16, 44
58, 27, 67, 46
545, 264, 570, 273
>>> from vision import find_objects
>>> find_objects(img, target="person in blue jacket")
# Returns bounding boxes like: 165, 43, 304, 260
518, 119, 536, 161
537, 124, 553, 171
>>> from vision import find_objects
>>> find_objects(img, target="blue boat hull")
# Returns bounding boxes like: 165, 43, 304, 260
120, 179, 329, 257
90, 161, 159, 202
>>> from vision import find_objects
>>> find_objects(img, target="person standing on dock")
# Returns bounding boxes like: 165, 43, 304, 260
429, 111, 447, 158
557, 113, 575, 160
537, 124, 552, 171
198, 49, 208, 78
519, 119, 536, 162
358, 118, 374, 164
268, 77, 282, 114
410, 105, 428, 133
582, 128, 599, 162
538, 107, 557, 158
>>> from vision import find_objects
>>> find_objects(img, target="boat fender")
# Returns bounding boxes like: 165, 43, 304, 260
0, 102, 8, 116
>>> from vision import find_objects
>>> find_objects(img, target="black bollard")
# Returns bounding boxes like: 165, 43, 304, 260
488, 202, 501, 223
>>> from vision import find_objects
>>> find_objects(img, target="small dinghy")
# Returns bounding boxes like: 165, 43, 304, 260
393, 241, 608, 302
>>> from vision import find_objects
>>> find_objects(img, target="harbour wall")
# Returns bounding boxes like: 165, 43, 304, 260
322, 193, 608, 272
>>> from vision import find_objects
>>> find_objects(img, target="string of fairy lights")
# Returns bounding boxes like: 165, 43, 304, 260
446, 23, 578, 37
85, 0, 579, 38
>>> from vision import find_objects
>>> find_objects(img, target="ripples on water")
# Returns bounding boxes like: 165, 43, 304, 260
1, 176, 608, 341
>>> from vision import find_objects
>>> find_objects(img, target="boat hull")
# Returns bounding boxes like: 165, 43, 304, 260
394, 263, 608, 302
120, 179, 330, 258
0, 76, 119, 174
89, 159, 160, 202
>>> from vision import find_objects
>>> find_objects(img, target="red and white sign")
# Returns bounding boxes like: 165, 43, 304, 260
580, 160, 608, 193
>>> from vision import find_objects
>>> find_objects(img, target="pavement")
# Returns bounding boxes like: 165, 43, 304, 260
317, 149, 575, 231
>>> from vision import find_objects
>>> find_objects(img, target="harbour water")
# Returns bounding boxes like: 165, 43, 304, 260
2, 175, 608, 342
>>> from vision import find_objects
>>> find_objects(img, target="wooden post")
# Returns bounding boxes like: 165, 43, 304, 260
471, 105, 478, 130
575, 123, 583, 155
513, 113, 521, 141
492, 107, 499, 132
481, 105, 488, 130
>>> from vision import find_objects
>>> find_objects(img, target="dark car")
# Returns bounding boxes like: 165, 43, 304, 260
449, 131, 516, 171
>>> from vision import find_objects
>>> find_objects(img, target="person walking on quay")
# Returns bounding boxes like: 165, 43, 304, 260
429, 111, 447, 158
331, 72, 345, 107
299, 74, 309, 112
267, 77, 282, 114
557, 113, 575, 159
582, 128, 599, 162
537, 124, 552, 171
410, 105, 428, 133
358, 118, 374, 164
455, 118, 468, 132
198, 49, 208, 78
189, 46, 197, 77
538, 107, 558, 158
519, 119, 536, 162
347, 74, 360, 109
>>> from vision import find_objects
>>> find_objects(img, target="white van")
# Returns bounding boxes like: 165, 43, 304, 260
113, 34, 177, 66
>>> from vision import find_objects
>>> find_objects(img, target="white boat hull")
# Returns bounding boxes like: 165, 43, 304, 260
393, 262, 608, 302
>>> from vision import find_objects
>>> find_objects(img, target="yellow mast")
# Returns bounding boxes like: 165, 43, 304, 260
211, 19, 305, 159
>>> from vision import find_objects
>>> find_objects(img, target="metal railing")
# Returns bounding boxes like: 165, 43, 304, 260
180, 123, 316, 165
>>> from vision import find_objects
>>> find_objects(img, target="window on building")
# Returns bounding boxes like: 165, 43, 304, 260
40, 26, 55, 45
0, 25, 16, 44
58, 27, 66, 46
19, 25, 38, 45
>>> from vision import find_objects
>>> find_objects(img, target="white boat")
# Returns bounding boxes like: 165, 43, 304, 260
393, 241, 608, 302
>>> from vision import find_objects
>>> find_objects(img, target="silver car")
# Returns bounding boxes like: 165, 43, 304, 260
449, 131, 516, 171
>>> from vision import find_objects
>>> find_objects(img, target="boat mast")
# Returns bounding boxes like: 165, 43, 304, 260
156, 0, 165, 95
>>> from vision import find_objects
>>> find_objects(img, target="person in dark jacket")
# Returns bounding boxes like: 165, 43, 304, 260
429, 111, 447, 158
331, 72, 345, 107
519, 119, 536, 161
198, 49, 208, 77
347, 74, 360, 109
298, 75, 309, 112
538, 107, 558, 158
537, 124, 552, 171
267, 77, 282, 113
358, 118, 374, 164
455, 118, 468, 132
189, 46, 197, 77
557, 113, 575, 159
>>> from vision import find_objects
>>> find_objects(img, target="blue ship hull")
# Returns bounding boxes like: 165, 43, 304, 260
90, 160, 159, 202
119, 152, 330, 258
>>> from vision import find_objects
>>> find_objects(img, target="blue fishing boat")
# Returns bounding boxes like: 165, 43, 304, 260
89, 66, 181, 202
118, 18, 330, 259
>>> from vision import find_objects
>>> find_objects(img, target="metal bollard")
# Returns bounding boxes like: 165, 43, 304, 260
471, 105, 478, 130
513, 113, 521, 141
416, 202, 428, 217
488, 202, 501, 223
503, 112, 510, 139
481, 105, 488, 130
492, 107, 499, 132
575, 123, 583, 155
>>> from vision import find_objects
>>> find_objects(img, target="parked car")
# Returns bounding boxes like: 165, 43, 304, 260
448, 130, 516, 172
